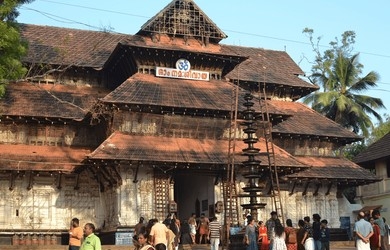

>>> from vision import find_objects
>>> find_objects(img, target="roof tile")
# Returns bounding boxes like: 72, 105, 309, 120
287, 156, 380, 182
101, 73, 286, 115
0, 144, 91, 172
88, 131, 306, 168
271, 100, 361, 140
353, 132, 390, 163
0, 82, 109, 120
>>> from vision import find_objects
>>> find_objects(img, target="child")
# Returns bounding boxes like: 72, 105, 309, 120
319, 220, 330, 250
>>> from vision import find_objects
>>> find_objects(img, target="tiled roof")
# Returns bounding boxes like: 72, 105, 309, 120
221, 45, 318, 90
0, 144, 91, 172
88, 131, 307, 168
101, 73, 286, 115
0, 82, 109, 120
20, 24, 315, 90
271, 100, 362, 141
20, 24, 129, 68
286, 156, 381, 184
353, 132, 390, 163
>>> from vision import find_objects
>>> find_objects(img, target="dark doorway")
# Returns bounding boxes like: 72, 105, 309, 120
174, 173, 215, 221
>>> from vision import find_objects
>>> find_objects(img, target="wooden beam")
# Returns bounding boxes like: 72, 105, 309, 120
9, 171, 18, 191
56, 172, 62, 190
288, 181, 296, 196
302, 181, 310, 196
27, 171, 34, 190
263, 179, 272, 195
74, 173, 80, 190
111, 165, 123, 186
133, 163, 140, 183
313, 183, 321, 196
325, 182, 333, 195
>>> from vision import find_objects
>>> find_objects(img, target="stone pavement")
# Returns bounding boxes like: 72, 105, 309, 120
180, 242, 356, 250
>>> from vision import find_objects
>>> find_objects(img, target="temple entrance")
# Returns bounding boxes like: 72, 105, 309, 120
174, 173, 215, 221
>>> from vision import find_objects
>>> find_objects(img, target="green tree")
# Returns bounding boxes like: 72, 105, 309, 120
0, 0, 33, 96
302, 29, 385, 136
368, 114, 390, 144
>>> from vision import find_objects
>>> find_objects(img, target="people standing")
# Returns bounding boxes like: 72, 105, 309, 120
245, 217, 259, 250
209, 216, 221, 250
137, 231, 155, 250
302, 216, 314, 250
135, 217, 146, 235
312, 214, 321, 250
273, 224, 287, 250
383, 218, 389, 250
69, 218, 84, 250
259, 221, 269, 250
179, 219, 192, 245
149, 218, 169, 250
319, 220, 330, 250
354, 212, 373, 250
285, 219, 297, 250
80, 223, 101, 250
373, 210, 388, 250
134, 217, 147, 247
188, 213, 197, 244
168, 215, 180, 250
297, 220, 306, 250
198, 213, 210, 244
370, 217, 381, 250
266, 211, 278, 250
166, 216, 179, 250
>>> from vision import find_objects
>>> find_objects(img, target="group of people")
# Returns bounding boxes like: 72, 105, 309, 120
68, 218, 101, 250
354, 209, 389, 250
133, 213, 222, 250
244, 212, 330, 250
133, 215, 179, 250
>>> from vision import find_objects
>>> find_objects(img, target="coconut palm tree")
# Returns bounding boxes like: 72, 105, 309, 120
303, 52, 384, 136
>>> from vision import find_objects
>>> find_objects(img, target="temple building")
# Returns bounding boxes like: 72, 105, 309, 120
0, 0, 380, 244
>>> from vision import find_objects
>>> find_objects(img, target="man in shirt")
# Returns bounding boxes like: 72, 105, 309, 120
69, 218, 84, 250
209, 216, 222, 250
354, 212, 373, 250
149, 218, 169, 250
80, 223, 101, 250
312, 214, 322, 250
266, 211, 278, 250
372, 209, 388, 250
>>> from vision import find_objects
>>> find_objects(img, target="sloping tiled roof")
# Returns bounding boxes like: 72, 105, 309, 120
271, 100, 362, 141
88, 131, 306, 168
20, 24, 129, 68
286, 156, 381, 184
222, 45, 317, 90
353, 132, 390, 163
0, 144, 91, 172
20, 24, 314, 91
101, 73, 286, 115
0, 82, 109, 120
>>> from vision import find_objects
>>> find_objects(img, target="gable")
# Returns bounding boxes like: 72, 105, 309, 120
137, 0, 227, 44
354, 132, 390, 163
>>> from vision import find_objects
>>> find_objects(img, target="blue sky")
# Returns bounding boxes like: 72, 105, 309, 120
17, 0, 390, 123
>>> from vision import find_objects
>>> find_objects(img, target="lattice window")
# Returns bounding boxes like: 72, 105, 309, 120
154, 172, 171, 221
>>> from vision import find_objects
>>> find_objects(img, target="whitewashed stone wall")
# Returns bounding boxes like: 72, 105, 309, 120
0, 168, 356, 232
0, 172, 103, 231
235, 181, 341, 228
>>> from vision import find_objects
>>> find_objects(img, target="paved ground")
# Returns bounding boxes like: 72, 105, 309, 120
180, 243, 355, 250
